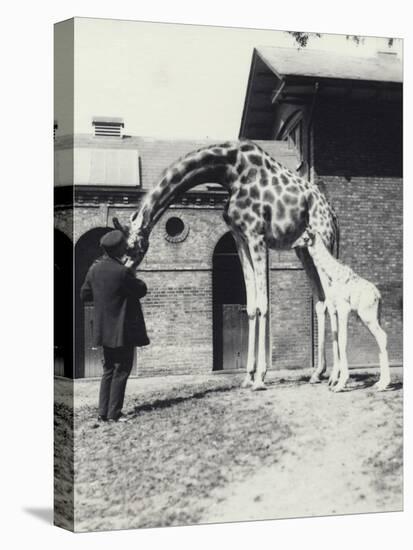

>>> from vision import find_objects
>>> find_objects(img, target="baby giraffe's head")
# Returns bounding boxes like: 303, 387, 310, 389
292, 226, 316, 249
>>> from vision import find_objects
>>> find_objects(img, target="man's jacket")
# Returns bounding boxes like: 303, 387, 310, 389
80, 255, 150, 348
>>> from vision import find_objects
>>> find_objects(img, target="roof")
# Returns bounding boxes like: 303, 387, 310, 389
239, 47, 403, 139
256, 46, 402, 83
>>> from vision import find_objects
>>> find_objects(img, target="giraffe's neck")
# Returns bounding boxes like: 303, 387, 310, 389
308, 235, 345, 282
133, 142, 240, 235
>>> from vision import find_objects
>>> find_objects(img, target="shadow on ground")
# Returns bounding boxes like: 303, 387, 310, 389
338, 372, 403, 392
23, 507, 53, 524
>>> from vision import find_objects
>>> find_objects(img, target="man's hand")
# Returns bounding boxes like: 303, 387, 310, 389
123, 257, 135, 269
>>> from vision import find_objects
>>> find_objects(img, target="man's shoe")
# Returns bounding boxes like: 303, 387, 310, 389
97, 415, 108, 422
108, 413, 129, 423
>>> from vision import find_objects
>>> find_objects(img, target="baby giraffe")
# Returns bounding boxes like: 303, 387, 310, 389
293, 227, 391, 392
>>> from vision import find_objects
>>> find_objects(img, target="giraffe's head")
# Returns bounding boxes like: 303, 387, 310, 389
127, 227, 149, 267
292, 227, 316, 249
113, 216, 149, 268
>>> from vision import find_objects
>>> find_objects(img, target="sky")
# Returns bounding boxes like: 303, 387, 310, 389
55, 17, 402, 140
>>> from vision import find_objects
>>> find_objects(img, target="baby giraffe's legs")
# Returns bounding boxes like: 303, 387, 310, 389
332, 304, 350, 393
327, 304, 340, 388
359, 301, 391, 391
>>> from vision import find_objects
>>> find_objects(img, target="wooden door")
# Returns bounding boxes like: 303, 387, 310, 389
222, 304, 249, 371
83, 303, 104, 377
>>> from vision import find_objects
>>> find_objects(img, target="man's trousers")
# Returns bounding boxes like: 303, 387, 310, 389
99, 346, 135, 420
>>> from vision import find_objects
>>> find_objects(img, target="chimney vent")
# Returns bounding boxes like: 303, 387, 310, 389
92, 116, 124, 138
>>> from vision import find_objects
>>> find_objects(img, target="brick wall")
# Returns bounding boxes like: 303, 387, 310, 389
313, 99, 403, 366
137, 208, 228, 271
136, 271, 213, 376
269, 269, 313, 369
135, 208, 226, 375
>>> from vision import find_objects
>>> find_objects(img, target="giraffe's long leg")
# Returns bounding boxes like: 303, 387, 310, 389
247, 239, 269, 391
232, 233, 257, 388
295, 248, 327, 381
332, 304, 350, 393
326, 304, 340, 388
358, 300, 391, 391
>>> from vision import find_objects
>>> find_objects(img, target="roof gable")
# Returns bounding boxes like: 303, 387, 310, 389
256, 46, 402, 83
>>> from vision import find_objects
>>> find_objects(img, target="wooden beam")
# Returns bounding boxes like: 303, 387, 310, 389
251, 87, 273, 95
249, 106, 275, 114
277, 99, 308, 106
245, 122, 272, 129
255, 71, 278, 79
271, 81, 286, 104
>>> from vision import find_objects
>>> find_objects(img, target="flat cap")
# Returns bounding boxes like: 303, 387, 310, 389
100, 230, 125, 250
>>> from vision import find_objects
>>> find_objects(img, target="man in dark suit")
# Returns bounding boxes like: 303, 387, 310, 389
80, 230, 149, 423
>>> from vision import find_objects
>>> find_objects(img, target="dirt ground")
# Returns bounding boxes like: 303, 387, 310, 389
54, 368, 403, 532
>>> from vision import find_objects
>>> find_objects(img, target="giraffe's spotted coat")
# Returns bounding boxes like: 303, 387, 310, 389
284, 193, 298, 206
286, 184, 299, 194
248, 154, 263, 166
260, 168, 269, 186
263, 190, 275, 203
275, 200, 286, 220
250, 186, 260, 200
241, 168, 258, 185
236, 154, 248, 174
240, 143, 255, 152
243, 212, 255, 225
280, 173, 290, 185
252, 202, 261, 217
238, 186, 248, 199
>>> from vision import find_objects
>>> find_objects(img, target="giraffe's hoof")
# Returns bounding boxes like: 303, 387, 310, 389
373, 380, 391, 392
241, 376, 254, 389
328, 376, 338, 387
309, 373, 322, 384
252, 382, 267, 391
331, 382, 347, 393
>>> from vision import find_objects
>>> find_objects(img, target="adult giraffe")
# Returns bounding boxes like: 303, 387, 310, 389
115, 140, 339, 390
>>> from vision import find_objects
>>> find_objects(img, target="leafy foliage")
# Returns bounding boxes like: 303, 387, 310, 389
287, 31, 395, 49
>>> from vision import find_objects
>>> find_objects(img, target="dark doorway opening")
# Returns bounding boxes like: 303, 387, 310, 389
212, 233, 247, 371
74, 227, 112, 378
54, 229, 73, 378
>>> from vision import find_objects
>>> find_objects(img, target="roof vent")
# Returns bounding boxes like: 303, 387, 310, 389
92, 116, 124, 138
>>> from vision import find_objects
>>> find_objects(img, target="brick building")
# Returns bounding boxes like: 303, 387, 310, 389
54, 47, 402, 378
240, 46, 402, 369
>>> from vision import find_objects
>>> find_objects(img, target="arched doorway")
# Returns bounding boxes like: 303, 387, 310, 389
74, 227, 112, 378
54, 229, 73, 378
212, 233, 248, 371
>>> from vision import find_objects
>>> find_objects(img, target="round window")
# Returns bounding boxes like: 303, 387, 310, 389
164, 217, 189, 243
166, 217, 185, 237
